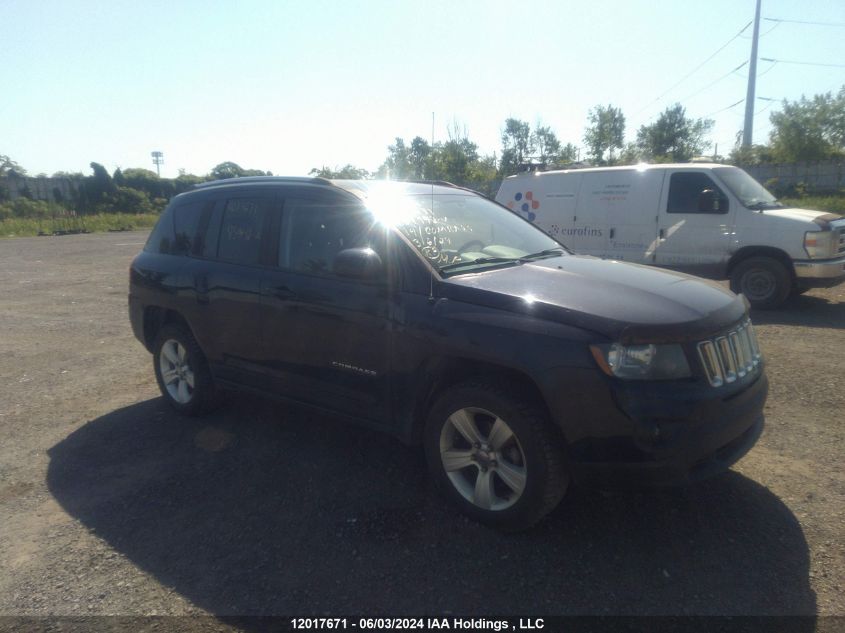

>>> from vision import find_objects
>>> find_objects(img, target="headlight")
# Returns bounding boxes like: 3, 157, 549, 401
804, 230, 837, 259
590, 343, 691, 380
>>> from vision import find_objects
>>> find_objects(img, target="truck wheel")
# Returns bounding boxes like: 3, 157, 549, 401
153, 324, 219, 416
424, 381, 568, 531
729, 256, 792, 310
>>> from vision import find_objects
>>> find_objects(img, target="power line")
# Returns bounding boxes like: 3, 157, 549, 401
703, 99, 745, 118
764, 17, 845, 27
634, 20, 752, 115
760, 57, 845, 68
677, 61, 748, 104
742, 20, 781, 38
755, 102, 774, 116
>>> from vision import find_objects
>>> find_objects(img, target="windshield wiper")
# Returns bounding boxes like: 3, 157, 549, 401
439, 256, 519, 272
519, 247, 566, 261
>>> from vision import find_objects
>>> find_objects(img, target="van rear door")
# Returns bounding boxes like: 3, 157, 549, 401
654, 169, 736, 278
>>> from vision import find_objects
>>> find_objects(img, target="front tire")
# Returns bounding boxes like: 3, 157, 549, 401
729, 256, 792, 310
153, 324, 219, 416
424, 381, 568, 531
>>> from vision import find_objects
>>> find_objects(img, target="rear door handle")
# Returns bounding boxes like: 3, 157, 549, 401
609, 228, 615, 239
659, 228, 665, 239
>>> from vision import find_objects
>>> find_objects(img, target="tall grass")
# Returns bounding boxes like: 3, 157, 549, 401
780, 196, 845, 214
0, 213, 159, 238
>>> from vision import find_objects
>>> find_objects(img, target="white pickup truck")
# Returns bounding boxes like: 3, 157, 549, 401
496, 163, 845, 308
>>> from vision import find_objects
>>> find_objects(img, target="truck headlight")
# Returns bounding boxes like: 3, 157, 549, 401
590, 343, 691, 380
804, 230, 837, 259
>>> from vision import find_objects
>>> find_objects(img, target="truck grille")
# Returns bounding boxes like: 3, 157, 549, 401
697, 320, 762, 387
837, 228, 845, 255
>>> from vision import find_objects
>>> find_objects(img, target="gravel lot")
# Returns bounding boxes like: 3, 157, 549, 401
0, 231, 843, 620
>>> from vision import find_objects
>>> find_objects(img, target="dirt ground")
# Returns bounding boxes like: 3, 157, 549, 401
0, 231, 843, 619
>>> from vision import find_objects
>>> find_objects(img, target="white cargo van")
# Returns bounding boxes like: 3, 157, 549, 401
495, 163, 845, 308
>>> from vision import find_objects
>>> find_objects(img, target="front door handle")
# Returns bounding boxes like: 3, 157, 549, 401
269, 286, 294, 300
195, 275, 209, 304
609, 227, 615, 239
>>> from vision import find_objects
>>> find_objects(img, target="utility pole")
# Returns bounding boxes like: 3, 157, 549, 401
742, 0, 762, 148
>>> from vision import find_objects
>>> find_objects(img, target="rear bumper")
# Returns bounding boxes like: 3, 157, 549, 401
128, 295, 147, 349
793, 255, 845, 285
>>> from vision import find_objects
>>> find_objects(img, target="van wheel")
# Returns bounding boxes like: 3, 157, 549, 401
153, 324, 219, 416
424, 381, 568, 531
729, 256, 792, 310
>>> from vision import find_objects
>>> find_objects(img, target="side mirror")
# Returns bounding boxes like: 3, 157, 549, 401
698, 189, 720, 213
333, 247, 383, 280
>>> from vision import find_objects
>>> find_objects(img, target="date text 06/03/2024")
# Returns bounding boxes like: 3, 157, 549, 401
289, 618, 545, 630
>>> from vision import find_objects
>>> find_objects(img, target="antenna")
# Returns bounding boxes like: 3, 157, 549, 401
429, 111, 436, 301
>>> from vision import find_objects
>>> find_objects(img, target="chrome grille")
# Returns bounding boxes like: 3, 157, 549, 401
697, 320, 762, 387
837, 228, 845, 255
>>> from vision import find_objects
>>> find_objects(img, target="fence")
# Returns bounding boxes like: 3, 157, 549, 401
742, 162, 845, 192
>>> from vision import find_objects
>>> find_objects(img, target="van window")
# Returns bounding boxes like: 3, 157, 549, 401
217, 198, 266, 265
667, 173, 729, 214
280, 199, 382, 277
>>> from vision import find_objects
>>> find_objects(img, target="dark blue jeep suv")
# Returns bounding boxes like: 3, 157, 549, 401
129, 177, 767, 530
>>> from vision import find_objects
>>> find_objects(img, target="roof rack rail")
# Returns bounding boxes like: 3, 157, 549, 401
398, 179, 459, 188
193, 176, 332, 189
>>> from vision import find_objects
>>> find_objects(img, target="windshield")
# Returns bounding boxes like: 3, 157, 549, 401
368, 191, 565, 275
716, 167, 782, 209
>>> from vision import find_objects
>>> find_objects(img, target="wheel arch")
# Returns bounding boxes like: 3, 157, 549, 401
727, 246, 795, 279
407, 357, 560, 447
142, 306, 193, 352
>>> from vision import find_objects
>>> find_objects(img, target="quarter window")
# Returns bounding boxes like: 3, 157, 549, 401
172, 201, 206, 255
667, 173, 729, 214
217, 198, 265, 265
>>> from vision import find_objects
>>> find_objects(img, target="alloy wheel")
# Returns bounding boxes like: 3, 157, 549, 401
439, 407, 527, 511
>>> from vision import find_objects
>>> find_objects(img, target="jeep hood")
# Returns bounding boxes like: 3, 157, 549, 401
439, 255, 746, 343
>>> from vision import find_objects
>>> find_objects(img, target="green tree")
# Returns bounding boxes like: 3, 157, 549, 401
729, 142, 775, 166
636, 104, 713, 163
209, 162, 270, 180
0, 154, 26, 176
584, 105, 626, 165
768, 86, 845, 162
174, 172, 206, 193
531, 125, 561, 165
617, 142, 642, 165
409, 136, 431, 179
107, 186, 155, 214
309, 165, 370, 179
379, 138, 413, 180
499, 118, 532, 175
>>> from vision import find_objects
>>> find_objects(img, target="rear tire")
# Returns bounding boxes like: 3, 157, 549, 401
729, 256, 792, 310
423, 380, 568, 531
153, 324, 219, 416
